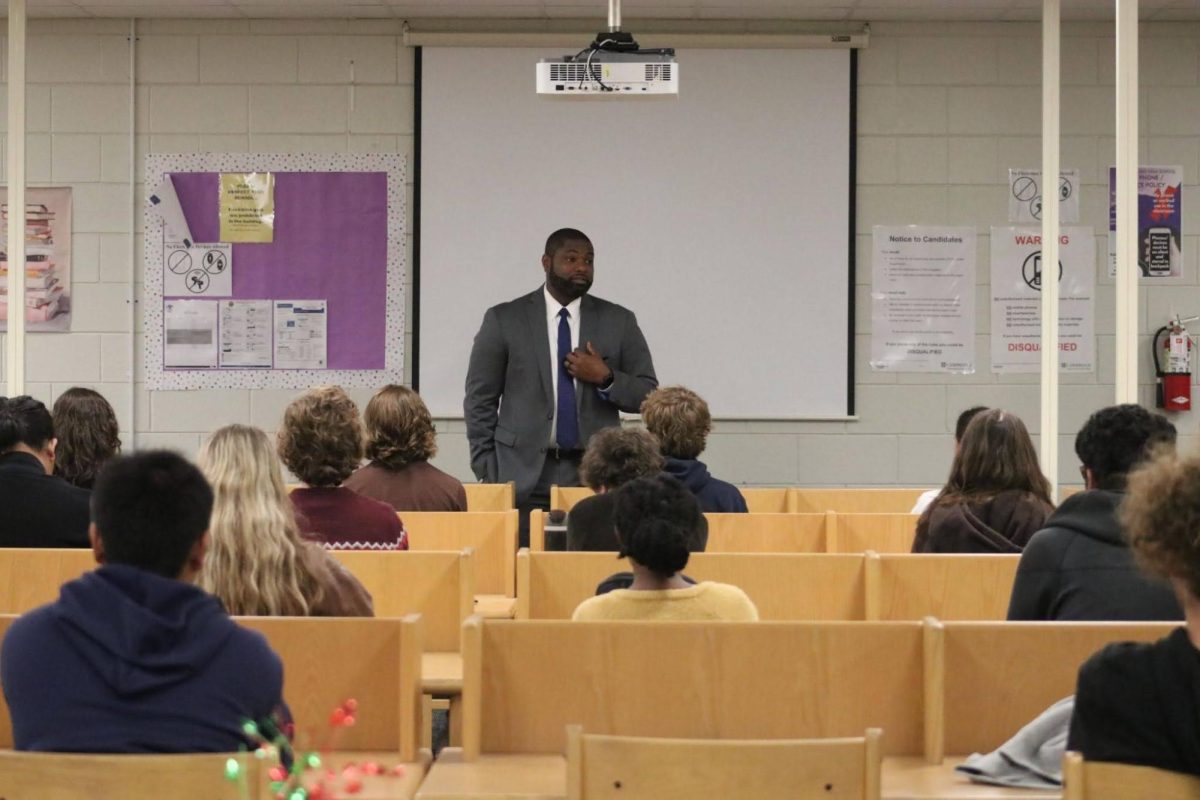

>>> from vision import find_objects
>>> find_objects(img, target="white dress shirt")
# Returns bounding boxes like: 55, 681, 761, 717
544, 286, 581, 445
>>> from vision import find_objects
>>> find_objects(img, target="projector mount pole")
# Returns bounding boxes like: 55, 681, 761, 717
608, 0, 621, 32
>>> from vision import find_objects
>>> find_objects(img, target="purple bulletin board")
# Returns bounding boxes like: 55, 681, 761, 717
143, 153, 405, 391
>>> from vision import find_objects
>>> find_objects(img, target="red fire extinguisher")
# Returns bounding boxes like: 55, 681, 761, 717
1154, 318, 1193, 411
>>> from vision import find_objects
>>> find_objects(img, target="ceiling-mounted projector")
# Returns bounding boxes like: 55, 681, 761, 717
536, 0, 677, 96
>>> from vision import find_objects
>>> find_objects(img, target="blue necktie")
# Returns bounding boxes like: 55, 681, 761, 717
556, 308, 579, 450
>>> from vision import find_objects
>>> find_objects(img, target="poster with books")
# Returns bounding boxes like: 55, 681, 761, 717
0, 187, 72, 332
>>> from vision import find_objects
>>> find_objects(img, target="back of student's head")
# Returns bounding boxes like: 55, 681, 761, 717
640, 386, 712, 460
1076, 404, 1176, 491
91, 451, 213, 579
52, 387, 122, 489
942, 409, 1052, 507
363, 384, 437, 470
277, 385, 364, 487
612, 474, 702, 578
955, 405, 989, 442
0, 395, 54, 454
579, 427, 664, 491
1122, 449, 1200, 601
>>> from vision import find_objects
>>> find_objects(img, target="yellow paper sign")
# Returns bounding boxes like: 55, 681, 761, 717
219, 172, 275, 243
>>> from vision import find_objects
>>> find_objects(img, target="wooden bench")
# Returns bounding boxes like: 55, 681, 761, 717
0, 548, 95, 613
865, 554, 1020, 621
1062, 752, 1200, 799
530, 511, 829, 553
464, 482, 515, 511
401, 511, 518, 600
0, 751, 262, 800
516, 550, 866, 622
793, 489, 929, 514
331, 550, 474, 696
829, 513, 919, 554
416, 619, 1177, 800
550, 486, 795, 514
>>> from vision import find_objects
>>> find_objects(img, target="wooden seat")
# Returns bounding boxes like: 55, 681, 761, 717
829, 513, 919, 554
516, 550, 866, 621
794, 489, 928, 514
705, 512, 828, 553
0, 548, 96, 613
0, 750, 261, 800
401, 511, 518, 597
566, 725, 882, 799
464, 482, 516, 511
550, 485, 594, 511
461, 618, 927, 759
865, 554, 1020, 621
236, 615, 424, 759
1062, 751, 1200, 799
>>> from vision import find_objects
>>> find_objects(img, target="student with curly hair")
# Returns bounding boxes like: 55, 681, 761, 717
199, 425, 372, 617
278, 386, 407, 551
52, 387, 122, 490
0, 395, 90, 547
641, 386, 747, 513
912, 409, 1054, 554
1068, 448, 1200, 776
344, 385, 466, 512
571, 474, 757, 621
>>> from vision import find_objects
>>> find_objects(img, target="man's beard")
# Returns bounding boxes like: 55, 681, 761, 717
547, 270, 592, 300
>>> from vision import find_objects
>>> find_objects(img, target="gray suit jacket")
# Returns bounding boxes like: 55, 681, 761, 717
464, 288, 657, 501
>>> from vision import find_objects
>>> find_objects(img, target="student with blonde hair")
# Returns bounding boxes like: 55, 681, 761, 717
198, 424, 372, 616
345, 384, 467, 512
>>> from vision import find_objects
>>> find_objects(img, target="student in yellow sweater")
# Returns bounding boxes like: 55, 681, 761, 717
571, 474, 759, 622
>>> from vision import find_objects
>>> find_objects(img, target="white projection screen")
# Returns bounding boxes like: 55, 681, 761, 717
418, 46, 853, 418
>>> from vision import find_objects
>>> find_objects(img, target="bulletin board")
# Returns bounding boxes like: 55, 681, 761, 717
143, 153, 405, 390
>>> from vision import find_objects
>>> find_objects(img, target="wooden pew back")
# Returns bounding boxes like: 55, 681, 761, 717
866, 554, 1020, 621
0, 548, 96, 614
550, 485, 594, 511
0, 751, 262, 800
829, 513, 918, 554
704, 513, 827, 553
1063, 752, 1200, 800
401, 511, 517, 596
794, 489, 927, 514
237, 616, 423, 759
738, 488, 794, 513
330, 550, 473, 651
464, 482, 515, 511
517, 551, 866, 622
464, 619, 926, 758
936, 621, 1174, 758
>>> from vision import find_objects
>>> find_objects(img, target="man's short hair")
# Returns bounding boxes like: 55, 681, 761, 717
955, 406, 989, 442
641, 386, 711, 460
544, 228, 591, 257
1075, 404, 1176, 490
0, 395, 55, 453
578, 427, 664, 491
91, 451, 213, 579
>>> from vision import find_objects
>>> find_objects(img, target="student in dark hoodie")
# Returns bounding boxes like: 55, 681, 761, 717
0, 450, 285, 753
1007, 404, 1181, 621
1068, 446, 1200, 774
912, 409, 1054, 554
640, 386, 747, 513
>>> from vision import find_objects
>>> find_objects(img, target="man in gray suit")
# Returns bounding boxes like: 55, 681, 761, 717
464, 228, 657, 544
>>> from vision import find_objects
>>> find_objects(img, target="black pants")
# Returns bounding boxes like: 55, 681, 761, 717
516, 450, 582, 548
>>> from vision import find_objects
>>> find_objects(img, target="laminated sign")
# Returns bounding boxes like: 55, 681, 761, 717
219, 172, 275, 243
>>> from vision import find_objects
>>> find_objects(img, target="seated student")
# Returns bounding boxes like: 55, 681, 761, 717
1008, 405, 1180, 621
572, 474, 758, 622
344, 385, 467, 512
911, 405, 987, 515
198, 425, 373, 617
279, 386, 408, 551
1068, 448, 1200, 775
51, 386, 122, 490
0, 451, 285, 752
568, 426, 706, 552
640, 386, 747, 513
912, 409, 1054, 554
0, 395, 90, 547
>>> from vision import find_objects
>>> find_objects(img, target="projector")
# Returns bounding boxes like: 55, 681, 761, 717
537, 33, 678, 96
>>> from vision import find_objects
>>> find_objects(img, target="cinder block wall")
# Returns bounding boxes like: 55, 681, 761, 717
0, 18, 1195, 487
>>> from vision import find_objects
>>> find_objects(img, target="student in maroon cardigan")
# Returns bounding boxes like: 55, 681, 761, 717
278, 386, 407, 551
